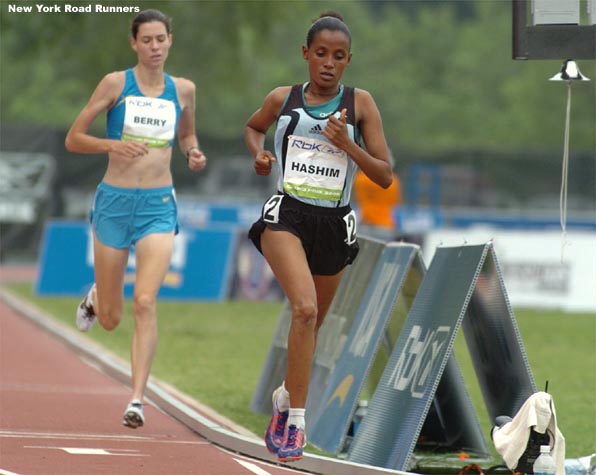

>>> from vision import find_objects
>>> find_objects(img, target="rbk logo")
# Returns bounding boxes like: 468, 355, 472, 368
387, 325, 451, 399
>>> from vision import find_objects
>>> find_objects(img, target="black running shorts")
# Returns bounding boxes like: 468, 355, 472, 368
248, 194, 360, 276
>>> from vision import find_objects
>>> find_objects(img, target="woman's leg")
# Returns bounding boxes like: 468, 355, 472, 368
92, 232, 129, 331
313, 272, 344, 335
261, 228, 319, 409
128, 231, 175, 402
261, 228, 346, 461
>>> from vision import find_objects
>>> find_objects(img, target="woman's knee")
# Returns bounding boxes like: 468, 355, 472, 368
133, 292, 157, 319
291, 300, 318, 327
98, 305, 122, 331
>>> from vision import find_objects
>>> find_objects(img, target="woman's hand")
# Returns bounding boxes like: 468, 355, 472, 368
110, 140, 150, 158
187, 147, 207, 172
254, 150, 276, 176
324, 108, 350, 150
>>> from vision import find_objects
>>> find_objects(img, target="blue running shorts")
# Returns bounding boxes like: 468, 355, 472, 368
90, 182, 178, 249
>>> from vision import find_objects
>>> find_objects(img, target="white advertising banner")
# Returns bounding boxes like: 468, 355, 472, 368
422, 229, 596, 312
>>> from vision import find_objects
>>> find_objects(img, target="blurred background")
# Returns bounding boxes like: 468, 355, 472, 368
1, 0, 594, 266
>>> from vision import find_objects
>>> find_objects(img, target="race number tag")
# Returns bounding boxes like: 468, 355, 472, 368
122, 96, 177, 148
343, 209, 357, 245
262, 194, 284, 224
283, 135, 348, 202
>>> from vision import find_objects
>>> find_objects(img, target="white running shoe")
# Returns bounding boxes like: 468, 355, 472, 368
122, 400, 145, 429
76, 284, 97, 332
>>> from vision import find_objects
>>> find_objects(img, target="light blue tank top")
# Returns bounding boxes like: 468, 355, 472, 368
106, 69, 181, 147
274, 83, 360, 208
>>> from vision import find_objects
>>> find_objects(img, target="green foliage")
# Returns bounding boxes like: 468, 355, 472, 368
1, 1, 594, 150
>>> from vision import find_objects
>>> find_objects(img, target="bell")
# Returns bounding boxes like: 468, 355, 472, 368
549, 59, 590, 81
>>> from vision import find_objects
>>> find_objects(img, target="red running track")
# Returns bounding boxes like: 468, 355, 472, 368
0, 297, 306, 475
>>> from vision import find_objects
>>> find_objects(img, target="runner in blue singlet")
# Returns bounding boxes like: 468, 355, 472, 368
65, 9, 207, 430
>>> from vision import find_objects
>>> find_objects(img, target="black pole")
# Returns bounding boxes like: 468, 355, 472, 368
512, 0, 528, 60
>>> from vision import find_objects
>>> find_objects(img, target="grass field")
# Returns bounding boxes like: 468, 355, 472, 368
4, 283, 595, 461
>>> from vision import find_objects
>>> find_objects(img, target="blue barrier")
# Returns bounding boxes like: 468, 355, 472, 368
36, 220, 237, 300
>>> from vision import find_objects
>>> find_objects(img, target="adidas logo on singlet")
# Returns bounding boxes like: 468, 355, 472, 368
309, 124, 324, 134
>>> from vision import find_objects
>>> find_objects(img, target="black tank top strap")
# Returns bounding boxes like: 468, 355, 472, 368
338, 86, 356, 126
280, 84, 303, 116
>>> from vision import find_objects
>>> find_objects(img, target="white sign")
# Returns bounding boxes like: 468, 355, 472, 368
423, 228, 596, 312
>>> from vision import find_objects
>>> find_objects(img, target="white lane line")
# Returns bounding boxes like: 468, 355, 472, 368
218, 446, 304, 474
234, 459, 272, 475
0, 430, 150, 441
0, 430, 153, 442
0, 469, 23, 475
61, 448, 113, 455
0, 430, 208, 445
24, 446, 149, 457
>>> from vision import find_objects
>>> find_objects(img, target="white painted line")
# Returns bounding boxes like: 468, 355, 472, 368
0, 430, 150, 441
0, 430, 208, 445
61, 447, 148, 457
24, 446, 149, 457
62, 448, 112, 455
0, 469, 22, 475
218, 446, 304, 474
234, 458, 272, 475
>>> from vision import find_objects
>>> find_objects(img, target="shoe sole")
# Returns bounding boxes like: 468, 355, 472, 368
122, 412, 144, 429
278, 454, 303, 463
277, 434, 306, 463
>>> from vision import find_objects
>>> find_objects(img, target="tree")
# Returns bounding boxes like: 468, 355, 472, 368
1, 0, 594, 152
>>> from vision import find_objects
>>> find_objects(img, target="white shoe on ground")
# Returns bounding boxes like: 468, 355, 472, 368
122, 400, 145, 429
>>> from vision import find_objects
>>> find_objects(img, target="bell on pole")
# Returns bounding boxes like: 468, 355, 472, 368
549, 59, 590, 81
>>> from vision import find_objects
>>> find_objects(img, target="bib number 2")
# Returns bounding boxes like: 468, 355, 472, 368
263, 195, 283, 224
343, 210, 357, 245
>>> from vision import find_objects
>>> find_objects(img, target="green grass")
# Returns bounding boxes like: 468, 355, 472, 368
4, 283, 595, 460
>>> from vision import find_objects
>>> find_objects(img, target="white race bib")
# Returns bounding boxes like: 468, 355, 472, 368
283, 135, 348, 201
122, 96, 176, 147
